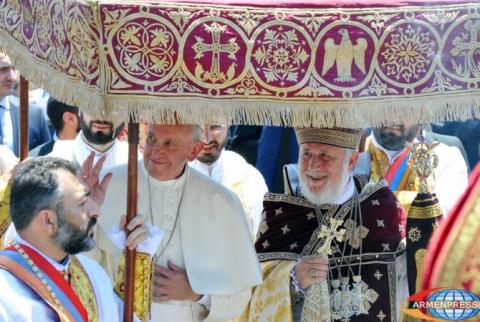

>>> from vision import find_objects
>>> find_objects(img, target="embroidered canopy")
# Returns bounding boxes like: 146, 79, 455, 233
0, 0, 479, 127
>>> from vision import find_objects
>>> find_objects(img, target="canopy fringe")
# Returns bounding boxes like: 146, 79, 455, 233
2, 34, 479, 128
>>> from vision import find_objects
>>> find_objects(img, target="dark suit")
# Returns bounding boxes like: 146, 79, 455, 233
4, 96, 51, 156
256, 126, 299, 193
29, 139, 55, 156
430, 121, 480, 170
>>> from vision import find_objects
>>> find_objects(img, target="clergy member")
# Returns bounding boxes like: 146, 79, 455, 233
0, 157, 149, 321
356, 125, 468, 214
96, 123, 262, 321
240, 127, 408, 322
49, 112, 129, 172
189, 124, 268, 239
2, 111, 130, 242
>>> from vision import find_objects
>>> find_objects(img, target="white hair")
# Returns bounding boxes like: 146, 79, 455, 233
189, 124, 204, 141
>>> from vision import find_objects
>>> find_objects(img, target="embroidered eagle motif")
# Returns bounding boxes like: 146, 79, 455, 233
322, 29, 367, 83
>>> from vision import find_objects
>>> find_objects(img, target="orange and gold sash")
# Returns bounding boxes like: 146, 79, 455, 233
367, 140, 417, 192
0, 243, 99, 322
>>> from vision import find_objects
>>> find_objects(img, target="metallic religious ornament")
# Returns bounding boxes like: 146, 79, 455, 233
301, 218, 346, 322
406, 128, 439, 193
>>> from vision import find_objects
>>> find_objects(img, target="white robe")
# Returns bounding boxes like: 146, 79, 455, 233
49, 131, 131, 172
94, 162, 262, 322
0, 238, 123, 322
189, 150, 268, 239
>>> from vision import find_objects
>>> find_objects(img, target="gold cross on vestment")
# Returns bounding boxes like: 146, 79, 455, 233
317, 218, 346, 255
192, 22, 240, 83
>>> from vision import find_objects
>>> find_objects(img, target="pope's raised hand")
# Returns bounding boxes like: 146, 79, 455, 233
80, 152, 112, 206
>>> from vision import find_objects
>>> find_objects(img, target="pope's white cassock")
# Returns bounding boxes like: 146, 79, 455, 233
189, 150, 268, 239
49, 131, 130, 172
93, 161, 263, 322
0, 237, 124, 322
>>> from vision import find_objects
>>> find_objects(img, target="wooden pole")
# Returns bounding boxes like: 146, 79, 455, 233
123, 120, 138, 322
19, 76, 29, 160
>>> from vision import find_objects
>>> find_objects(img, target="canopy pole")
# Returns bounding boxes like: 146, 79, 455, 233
124, 120, 139, 322
19, 76, 29, 161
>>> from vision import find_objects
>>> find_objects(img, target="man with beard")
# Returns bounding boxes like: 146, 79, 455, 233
189, 125, 268, 238
355, 124, 468, 214
50, 112, 128, 172
0, 157, 149, 321
239, 127, 408, 322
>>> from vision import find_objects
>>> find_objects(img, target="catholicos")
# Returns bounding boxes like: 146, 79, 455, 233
239, 127, 408, 322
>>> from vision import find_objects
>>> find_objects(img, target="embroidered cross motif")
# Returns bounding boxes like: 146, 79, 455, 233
275, 207, 283, 215
371, 199, 380, 206
258, 220, 268, 235
450, 20, 480, 78
317, 218, 346, 255
192, 22, 240, 83
382, 243, 390, 251
376, 219, 385, 228
377, 310, 386, 321
343, 218, 369, 250
290, 242, 298, 250
306, 212, 315, 220
374, 270, 383, 281
281, 224, 290, 235
262, 240, 270, 249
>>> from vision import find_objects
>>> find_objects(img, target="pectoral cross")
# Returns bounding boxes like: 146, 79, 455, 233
317, 218, 346, 255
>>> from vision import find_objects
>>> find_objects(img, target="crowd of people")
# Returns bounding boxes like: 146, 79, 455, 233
0, 52, 479, 322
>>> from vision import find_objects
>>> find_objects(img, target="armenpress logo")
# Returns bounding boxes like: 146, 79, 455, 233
403, 288, 480, 321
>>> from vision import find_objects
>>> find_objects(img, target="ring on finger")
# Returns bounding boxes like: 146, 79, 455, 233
309, 268, 320, 277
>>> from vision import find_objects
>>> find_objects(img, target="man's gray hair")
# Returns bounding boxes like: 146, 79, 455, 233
344, 149, 354, 166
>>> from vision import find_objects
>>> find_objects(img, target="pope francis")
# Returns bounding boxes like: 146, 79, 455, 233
93, 123, 262, 322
